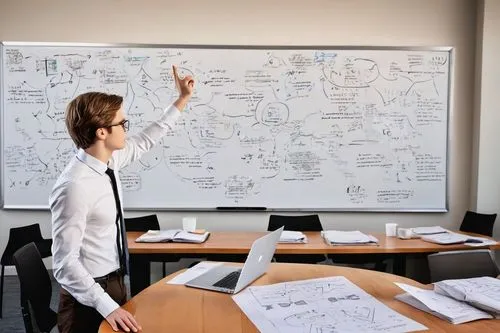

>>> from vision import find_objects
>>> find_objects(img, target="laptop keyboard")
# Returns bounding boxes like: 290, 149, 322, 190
213, 270, 241, 289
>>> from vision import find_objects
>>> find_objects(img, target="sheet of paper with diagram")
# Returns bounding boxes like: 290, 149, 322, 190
232, 276, 427, 333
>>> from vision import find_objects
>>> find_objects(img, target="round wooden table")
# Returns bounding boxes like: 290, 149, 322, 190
99, 263, 499, 332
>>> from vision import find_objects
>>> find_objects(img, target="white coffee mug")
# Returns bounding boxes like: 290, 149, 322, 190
385, 223, 398, 237
182, 217, 197, 232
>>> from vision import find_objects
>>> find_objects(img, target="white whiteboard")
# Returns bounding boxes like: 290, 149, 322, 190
0, 43, 451, 211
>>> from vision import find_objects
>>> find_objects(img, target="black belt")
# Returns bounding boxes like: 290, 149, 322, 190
94, 268, 123, 283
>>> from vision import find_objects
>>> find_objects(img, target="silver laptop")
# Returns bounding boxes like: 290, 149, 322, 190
185, 226, 284, 294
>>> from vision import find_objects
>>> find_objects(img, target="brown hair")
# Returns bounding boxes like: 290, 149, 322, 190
65, 92, 123, 149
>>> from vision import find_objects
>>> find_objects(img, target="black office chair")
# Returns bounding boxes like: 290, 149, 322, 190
268, 214, 327, 264
428, 249, 500, 283
0, 223, 52, 318
13, 242, 57, 333
459, 210, 497, 237
124, 214, 161, 232
124, 214, 169, 276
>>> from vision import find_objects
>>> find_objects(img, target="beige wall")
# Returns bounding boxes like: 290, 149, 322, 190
475, 0, 500, 235
0, 0, 483, 273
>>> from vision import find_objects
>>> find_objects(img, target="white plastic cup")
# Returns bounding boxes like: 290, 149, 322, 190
182, 217, 197, 232
385, 223, 398, 237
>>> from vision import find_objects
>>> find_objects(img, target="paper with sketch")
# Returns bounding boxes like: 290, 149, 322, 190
394, 283, 492, 324
322, 230, 378, 245
410, 226, 448, 235
232, 276, 427, 333
167, 262, 223, 285
434, 277, 500, 315
279, 231, 307, 243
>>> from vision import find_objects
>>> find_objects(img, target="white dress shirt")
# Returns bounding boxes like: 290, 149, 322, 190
50, 105, 180, 318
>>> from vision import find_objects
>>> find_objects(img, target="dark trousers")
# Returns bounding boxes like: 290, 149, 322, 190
57, 274, 126, 333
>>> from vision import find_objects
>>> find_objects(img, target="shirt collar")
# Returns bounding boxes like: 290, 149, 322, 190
76, 148, 108, 175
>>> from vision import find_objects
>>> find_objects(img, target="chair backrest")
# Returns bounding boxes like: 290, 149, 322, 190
428, 249, 500, 283
268, 214, 323, 232
13, 242, 56, 333
124, 214, 160, 232
1, 223, 48, 266
459, 210, 497, 237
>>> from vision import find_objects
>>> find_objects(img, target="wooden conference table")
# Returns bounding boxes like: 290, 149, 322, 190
127, 231, 500, 296
99, 263, 500, 333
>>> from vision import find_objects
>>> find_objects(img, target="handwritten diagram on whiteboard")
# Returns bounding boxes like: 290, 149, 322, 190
1, 44, 450, 210
232, 276, 427, 333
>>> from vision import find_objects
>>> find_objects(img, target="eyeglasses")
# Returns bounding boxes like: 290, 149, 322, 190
107, 119, 129, 132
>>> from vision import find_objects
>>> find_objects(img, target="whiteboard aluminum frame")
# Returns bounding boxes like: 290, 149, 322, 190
0, 42, 453, 212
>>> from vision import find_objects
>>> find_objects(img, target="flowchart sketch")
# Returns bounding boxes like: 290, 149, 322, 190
232, 276, 428, 333
1, 44, 450, 210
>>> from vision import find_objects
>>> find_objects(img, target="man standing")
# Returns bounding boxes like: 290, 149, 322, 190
50, 66, 194, 333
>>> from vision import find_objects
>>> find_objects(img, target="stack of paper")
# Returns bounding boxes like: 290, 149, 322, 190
321, 230, 378, 245
135, 229, 210, 243
434, 277, 500, 316
411, 226, 448, 235
395, 283, 493, 324
278, 230, 307, 243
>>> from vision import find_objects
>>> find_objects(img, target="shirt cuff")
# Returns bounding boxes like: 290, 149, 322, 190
157, 104, 181, 129
95, 292, 120, 318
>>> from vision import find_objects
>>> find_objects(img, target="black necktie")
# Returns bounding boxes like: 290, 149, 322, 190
105, 167, 129, 275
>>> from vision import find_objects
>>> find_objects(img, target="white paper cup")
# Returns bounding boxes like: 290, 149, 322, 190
182, 217, 197, 232
385, 223, 398, 237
